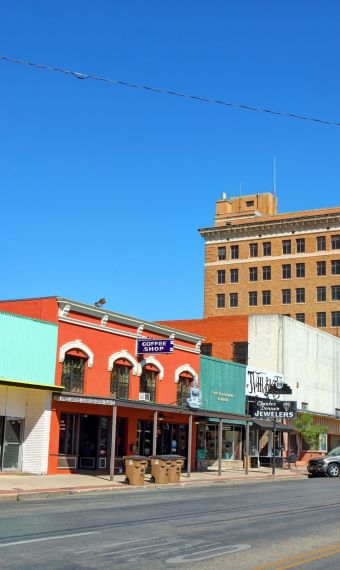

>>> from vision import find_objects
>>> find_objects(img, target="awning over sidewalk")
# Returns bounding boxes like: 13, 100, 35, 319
251, 419, 295, 432
0, 377, 64, 392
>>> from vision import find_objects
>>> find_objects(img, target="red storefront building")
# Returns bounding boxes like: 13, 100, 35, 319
0, 296, 247, 477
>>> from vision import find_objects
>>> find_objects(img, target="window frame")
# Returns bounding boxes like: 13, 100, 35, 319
331, 285, 340, 301
229, 292, 238, 308
331, 260, 340, 275
110, 362, 131, 399
296, 238, 305, 253
296, 263, 305, 278
317, 286, 326, 302
262, 266, 271, 281
249, 291, 258, 306
331, 311, 340, 327
249, 267, 258, 282
282, 240, 291, 255
230, 245, 239, 260
61, 354, 86, 394
317, 261, 326, 276
282, 264, 291, 279
282, 289, 291, 304
217, 269, 226, 284
249, 243, 258, 258
262, 290, 271, 306
317, 236, 326, 251
217, 293, 225, 308
296, 288, 305, 304
230, 268, 239, 283
217, 246, 226, 261
316, 312, 326, 328
331, 235, 340, 250
263, 242, 271, 256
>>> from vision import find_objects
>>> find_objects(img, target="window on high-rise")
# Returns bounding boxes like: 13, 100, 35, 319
332, 260, 340, 275
282, 240, 291, 255
263, 242, 271, 256
282, 264, 291, 279
249, 243, 258, 258
317, 286, 326, 302
296, 263, 305, 278
296, 238, 305, 253
317, 261, 326, 276
317, 236, 326, 251
231, 245, 239, 259
262, 266, 271, 280
262, 290, 271, 305
232, 342, 248, 364
296, 313, 305, 323
249, 267, 258, 282
217, 246, 226, 260
230, 268, 239, 283
217, 294, 225, 308
217, 269, 226, 284
229, 293, 238, 308
296, 288, 305, 303
332, 286, 340, 301
331, 312, 340, 327
249, 291, 257, 306
331, 235, 340, 250
317, 312, 326, 328
282, 289, 291, 304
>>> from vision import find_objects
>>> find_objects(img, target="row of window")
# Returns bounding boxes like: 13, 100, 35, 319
62, 355, 193, 405
216, 260, 340, 284
217, 287, 340, 309
282, 312, 339, 328
217, 235, 340, 261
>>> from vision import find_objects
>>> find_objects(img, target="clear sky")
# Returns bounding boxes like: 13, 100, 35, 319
1, 2, 340, 321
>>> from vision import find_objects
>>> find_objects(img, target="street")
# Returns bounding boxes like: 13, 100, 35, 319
1, 478, 340, 569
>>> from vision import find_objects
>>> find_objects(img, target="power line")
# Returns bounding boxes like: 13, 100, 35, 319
1, 54, 340, 128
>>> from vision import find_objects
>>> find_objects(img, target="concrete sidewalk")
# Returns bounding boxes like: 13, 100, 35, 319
0, 466, 308, 502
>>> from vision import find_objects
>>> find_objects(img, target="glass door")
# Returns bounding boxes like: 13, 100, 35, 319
2, 418, 23, 470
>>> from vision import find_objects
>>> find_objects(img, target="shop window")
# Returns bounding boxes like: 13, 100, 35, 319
110, 363, 131, 399
233, 342, 248, 364
61, 354, 85, 393
177, 375, 192, 406
201, 343, 212, 356
140, 368, 157, 402
59, 413, 77, 454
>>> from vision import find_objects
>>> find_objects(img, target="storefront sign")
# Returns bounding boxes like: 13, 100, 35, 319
137, 338, 174, 355
211, 391, 235, 403
54, 394, 114, 405
186, 387, 202, 409
246, 367, 289, 400
248, 397, 297, 419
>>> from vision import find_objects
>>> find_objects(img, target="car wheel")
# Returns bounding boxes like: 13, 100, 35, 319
327, 463, 340, 477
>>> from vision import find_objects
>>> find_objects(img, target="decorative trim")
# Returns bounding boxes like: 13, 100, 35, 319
205, 248, 340, 267
101, 315, 109, 327
59, 340, 94, 368
58, 303, 71, 318
108, 350, 140, 375
175, 365, 198, 386
140, 357, 164, 380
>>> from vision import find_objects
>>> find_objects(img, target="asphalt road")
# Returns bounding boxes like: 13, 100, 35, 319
1, 478, 340, 569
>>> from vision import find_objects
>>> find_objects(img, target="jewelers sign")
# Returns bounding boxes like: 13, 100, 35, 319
249, 397, 297, 420
137, 338, 174, 355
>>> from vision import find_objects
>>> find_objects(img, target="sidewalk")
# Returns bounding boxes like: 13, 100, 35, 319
0, 466, 308, 502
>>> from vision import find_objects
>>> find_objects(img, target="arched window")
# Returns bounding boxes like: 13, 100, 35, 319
61, 353, 86, 393
140, 366, 158, 403
177, 372, 194, 406
110, 360, 131, 399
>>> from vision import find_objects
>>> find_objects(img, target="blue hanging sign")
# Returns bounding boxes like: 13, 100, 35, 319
137, 338, 174, 355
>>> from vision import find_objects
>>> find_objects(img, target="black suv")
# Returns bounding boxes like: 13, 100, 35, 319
308, 447, 340, 478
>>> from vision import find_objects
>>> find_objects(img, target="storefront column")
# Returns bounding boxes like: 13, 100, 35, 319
152, 411, 158, 456
187, 414, 192, 478
218, 419, 223, 476
245, 422, 250, 475
109, 405, 117, 481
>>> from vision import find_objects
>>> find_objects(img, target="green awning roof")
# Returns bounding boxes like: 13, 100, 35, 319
0, 377, 64, 391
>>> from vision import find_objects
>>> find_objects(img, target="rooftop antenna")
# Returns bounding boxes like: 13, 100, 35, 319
273, 155, 277, 197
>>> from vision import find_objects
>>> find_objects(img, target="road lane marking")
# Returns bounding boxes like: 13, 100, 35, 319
66, 535, 159, 553
166, 543, 252, 563
253, 543, 340, 570
0, 531, 100, 548
98, 539, 183, 557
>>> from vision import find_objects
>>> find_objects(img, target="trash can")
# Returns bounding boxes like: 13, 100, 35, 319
150, 455, 172, 484
124, 455, 148, 486
168, 455, 185, 483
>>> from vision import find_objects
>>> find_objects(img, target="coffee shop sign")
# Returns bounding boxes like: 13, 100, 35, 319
211, 391, 235, 403
246, 367, 287, 400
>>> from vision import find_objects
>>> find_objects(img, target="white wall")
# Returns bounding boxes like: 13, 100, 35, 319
248, 315, 340, 416
0, 386, 52, 474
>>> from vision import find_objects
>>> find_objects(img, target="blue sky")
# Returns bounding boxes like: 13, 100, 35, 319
1, 2, 340, 320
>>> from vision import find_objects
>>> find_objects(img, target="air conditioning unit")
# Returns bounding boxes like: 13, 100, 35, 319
139, 392, 151, 402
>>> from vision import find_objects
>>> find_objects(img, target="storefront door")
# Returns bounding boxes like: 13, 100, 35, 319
79, 415, 99, 469
1, 418, 23, 470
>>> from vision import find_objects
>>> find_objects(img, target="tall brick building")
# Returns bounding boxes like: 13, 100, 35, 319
199, 193, 340, 337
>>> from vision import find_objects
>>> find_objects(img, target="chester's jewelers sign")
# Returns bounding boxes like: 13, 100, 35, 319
246, 367, 287, 400
249, 397, 297, 420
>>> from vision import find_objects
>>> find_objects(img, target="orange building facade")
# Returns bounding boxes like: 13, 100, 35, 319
0, 296, 248, 476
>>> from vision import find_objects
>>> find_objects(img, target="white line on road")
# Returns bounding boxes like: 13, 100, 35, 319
69, 536, 159, 554
0, 531, 100, 548
98, 539, 183, 557
166, 543, 252, 564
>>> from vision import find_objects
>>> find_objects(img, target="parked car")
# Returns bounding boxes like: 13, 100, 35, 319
307, 447, 340, 478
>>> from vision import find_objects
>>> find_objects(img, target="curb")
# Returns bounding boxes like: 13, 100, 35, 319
0, 472, 308, 502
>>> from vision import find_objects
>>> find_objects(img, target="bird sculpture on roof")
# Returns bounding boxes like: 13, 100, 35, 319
94, 298, 106, 308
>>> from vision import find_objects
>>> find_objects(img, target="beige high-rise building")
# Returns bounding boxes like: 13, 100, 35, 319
199, 193, 340, 337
